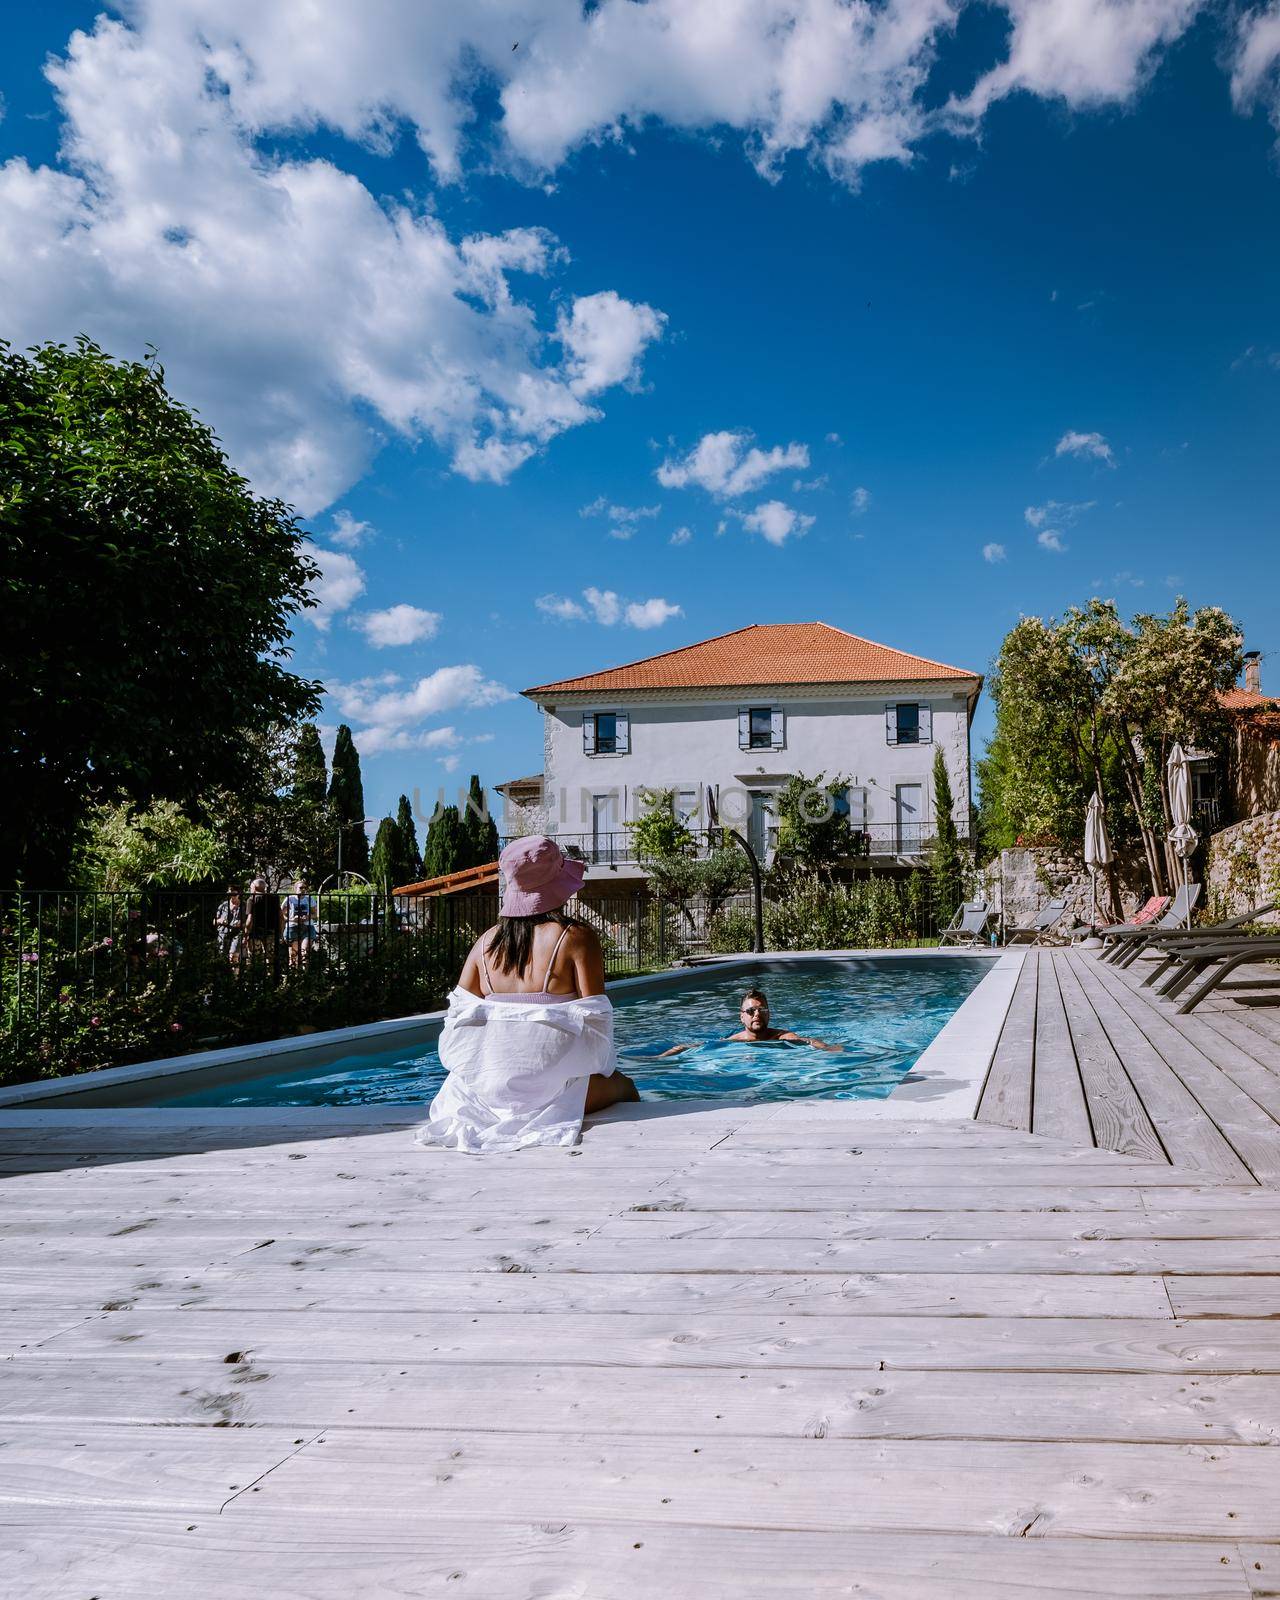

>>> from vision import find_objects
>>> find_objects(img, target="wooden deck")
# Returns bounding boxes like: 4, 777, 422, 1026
4, 948, 1280, 1597
978, 947, 1280, 1184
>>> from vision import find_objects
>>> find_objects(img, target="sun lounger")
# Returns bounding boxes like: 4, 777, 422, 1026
1096, 895, 1168, 943
1004, 898, 1068, 945
1100, 885, 1199, 963
938, 902, 993, 947
1108, 883, 1205, 967
1155, 937, 1280, 1013
1138, 902, 1278, 987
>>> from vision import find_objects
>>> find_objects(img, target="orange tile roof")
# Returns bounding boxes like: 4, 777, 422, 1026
524, 623, 980, 697
1221, 688, 1276, 711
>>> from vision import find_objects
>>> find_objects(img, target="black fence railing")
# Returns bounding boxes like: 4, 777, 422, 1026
534, 821, 970, 866
1, 878, 944, 1087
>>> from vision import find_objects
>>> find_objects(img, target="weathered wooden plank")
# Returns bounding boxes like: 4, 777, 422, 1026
0, 1310, 98, 1359
0, 1422, 316, 1513
31, 1307, 1280, 1372
1067, 955, 1256, 1182
1242, 1543, 1280, 1597
975, 951, 1037, 1132
1165, 1277, 1280, 1319
203, 1232, 1280, 1278
1159, 1008, 1280, 1126
7, 1356, 1278, 1445
598, 1207, 1280, 1241
1032, 954, 1094, 1146
0, 1508, 1255, 1600
1055, 952, 1167, 1162
235, 1429, 1280, 1540
1087, 956, 1280, 1183
3, 1265, 1170, 1319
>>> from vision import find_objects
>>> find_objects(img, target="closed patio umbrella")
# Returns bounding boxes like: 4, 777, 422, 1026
1166, 743, 1197, 927
1083, 789, 1112, 934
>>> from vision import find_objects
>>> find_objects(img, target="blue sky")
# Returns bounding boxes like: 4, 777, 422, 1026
3, 2, 1278, 837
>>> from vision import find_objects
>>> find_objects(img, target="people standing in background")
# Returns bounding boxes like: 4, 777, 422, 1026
242, 876, 281, 969
283, 878, 318, 969
214, 888, 243, 965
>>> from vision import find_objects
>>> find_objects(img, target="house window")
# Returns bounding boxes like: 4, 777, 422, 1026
739, 706, 784, 750
885, 703, 932, 746
583, 710, 630, 756
674, 788, 699, 825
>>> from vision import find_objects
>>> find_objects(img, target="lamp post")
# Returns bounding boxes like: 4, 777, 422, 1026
706, 792, 765, 954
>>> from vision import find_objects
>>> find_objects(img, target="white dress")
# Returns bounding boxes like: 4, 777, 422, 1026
414, 972, 618, 1154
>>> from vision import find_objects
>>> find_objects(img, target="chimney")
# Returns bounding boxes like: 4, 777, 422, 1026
1244, 651, 1262, 697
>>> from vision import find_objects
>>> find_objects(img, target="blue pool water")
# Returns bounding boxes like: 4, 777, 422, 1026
146, 956, 991, 1109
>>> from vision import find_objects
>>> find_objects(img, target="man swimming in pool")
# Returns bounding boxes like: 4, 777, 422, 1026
658, 987, 841, 1056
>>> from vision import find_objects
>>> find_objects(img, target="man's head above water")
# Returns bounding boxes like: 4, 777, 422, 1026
738, 988, 770, 1036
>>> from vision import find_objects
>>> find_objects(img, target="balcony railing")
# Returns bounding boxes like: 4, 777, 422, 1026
516, 821, 969, 867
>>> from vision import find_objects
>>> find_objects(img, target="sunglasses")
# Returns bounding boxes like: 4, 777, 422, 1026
741, 1004, 768, 1015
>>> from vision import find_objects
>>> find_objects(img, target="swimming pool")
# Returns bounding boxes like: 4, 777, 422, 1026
73, 955, 992, 1109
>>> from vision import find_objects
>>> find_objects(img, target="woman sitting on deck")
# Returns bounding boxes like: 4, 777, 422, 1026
415, 836, 640, 1154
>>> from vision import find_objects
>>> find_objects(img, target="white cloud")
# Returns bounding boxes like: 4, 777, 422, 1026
657, 431, 809, 498
825, 432, 844, 445
536, 594, 588, 622
793, 474, 829, 491
0, 14, 664, 516
583, 587, 623, 627
354, 604, 442, 648
669, 526, 693, 546
741, 500, 815, 546
1037, 528, 1068, 552
327, 510, 374, 549
1233, 2, 1280, 136
1025, 499, 1095, 529
308, 548, 366, 630
1054, 431, 1114, 465
537, 588, 682, 628
850, 485, 872, 515
579, 499, 662, 539
558, 291, 667, 396
625, 598, 683, 629
333, 665, 512, 730
982, 542, 1007, 563
951, 0, 1203, 124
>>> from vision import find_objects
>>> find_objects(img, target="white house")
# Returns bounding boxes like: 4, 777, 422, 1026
504, 622, 982, 881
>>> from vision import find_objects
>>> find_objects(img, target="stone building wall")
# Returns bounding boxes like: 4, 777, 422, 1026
979, 846, 1148, 932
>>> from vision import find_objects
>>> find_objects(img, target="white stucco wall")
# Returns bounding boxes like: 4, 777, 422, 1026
534, 690, 974, 837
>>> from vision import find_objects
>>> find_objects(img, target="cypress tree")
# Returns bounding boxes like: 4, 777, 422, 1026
460, 774, 500, 868
292, 722, 327, 806
328, 724, 369, 877
369, 816, 403, 894
396, 793, 422, 881
421, 804, 466, 880
928, 746, 964, 934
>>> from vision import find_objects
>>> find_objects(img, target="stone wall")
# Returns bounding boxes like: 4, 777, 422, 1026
980, 846, 1146, 932
1205, 810, 1280, 921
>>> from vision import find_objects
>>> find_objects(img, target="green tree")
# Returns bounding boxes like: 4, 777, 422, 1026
293, 723, 327, 806
979, 599, 1241, 897
460, 774, 500, 868
928, 747, 964, 931
73, 799, 224, 889
774, 772, 856, 876
628, 789, 748, 915
421, 805, 467, 880
327, 725, 369, 878
0, 337, 321, 882
290, 721, 334, 883
395, 794, 422, 882
369, 817, 404, 894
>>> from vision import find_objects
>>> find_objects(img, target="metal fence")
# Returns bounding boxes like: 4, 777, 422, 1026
0, 879, 942, 1081
537, 822, 970, 866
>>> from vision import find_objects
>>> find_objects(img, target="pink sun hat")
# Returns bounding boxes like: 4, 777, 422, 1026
498, 835, 586, 917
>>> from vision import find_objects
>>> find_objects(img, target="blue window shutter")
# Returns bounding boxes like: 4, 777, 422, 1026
885, 705, 898, 746
616, 711, 630, 754
919, 705, 933, 744
583, 713, 596, 755
770, 708, 785, 749
738, 709, 750, 750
